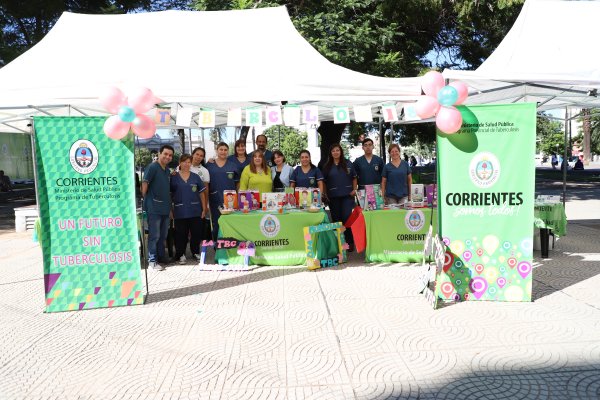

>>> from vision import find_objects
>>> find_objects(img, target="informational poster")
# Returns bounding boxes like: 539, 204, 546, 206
436, 103, 536, 302
363, 209, 437, 263
34, 117, 143, 312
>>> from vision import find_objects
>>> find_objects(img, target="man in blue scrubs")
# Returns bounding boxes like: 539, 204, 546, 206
248, 134, 273, 167
353, 138, 384, 189
142, 145, 174, 271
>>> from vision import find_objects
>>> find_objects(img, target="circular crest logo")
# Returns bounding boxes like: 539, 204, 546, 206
469, 152, 500, 188
404, 210, 425, 232
309, 177, 315, 185
227, 172, 234, 180
260, 214, 281, 238
374, 165, 379, 171
69, 140, 98, 174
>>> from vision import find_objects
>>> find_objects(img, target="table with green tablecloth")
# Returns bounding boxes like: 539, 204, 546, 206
534, 203, 567, 236
534, 202, 567, 258
363, 208, 437, 263
216, 209, 328, 266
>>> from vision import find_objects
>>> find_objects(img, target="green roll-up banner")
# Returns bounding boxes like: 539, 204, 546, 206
34, 117, 143, 312
436, 103, 536, 302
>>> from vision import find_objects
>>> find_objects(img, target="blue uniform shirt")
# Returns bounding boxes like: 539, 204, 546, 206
382, 160, 412, 198
206, 159, 240, 207
290, 166, 324, 188
227, 154, 250, 175
170, 172, 205, 219
322, 160, 357, 198
353, 154, 384, 188
143, 162, 171, 215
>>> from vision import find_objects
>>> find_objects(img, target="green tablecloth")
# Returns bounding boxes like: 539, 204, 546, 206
534, 203, 567, 236
216, 210, 328, 266
363, 208, 437, 263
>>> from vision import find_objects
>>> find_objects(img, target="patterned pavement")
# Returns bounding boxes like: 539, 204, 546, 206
0, 217, 599, 399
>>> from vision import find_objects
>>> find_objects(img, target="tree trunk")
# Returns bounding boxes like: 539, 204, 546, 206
317, 121, 347, 169
239, 126, 251, 142
582, 108, 592, 163
177, 128, 185, 154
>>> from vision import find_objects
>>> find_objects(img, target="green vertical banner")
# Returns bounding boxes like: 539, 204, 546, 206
436, 103, 536, 302
34, 117, 143, 312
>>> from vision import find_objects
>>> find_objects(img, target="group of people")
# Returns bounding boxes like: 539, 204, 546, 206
142, 135, 413, 270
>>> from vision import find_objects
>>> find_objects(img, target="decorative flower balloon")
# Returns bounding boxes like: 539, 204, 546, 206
100, 87, 159, 140
414, 71, 469, 134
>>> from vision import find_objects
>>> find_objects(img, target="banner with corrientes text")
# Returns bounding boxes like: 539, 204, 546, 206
436, 103, 536, 302
34, 117, 143, 312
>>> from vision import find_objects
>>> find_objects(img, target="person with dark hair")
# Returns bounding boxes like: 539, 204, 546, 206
410, 155, 418, 168
322, 144, 357, 251
228, 139, 250, 175
353, 138, 384, 189
248, 134, 273, 167
142, 144, 174, 271
290, 150, 324, 192
240, 150, 272, 197
170, 154, 207, 264
0, 170, 13, 192
206, 142, 240, 241
381, 143, 412, 205
270, 150, 293, 192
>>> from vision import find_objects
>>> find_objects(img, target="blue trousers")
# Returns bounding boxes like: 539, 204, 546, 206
328, 196, 355, 245
147, 213, 170, 262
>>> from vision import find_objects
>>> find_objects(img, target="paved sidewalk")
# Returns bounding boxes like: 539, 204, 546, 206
1, 219, 599, 399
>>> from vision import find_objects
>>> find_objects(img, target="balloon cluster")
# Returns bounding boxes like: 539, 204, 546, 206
415, 71, 468, 134
100, 87, 158, 140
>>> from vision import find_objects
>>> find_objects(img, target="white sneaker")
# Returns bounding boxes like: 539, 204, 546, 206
193, 253, 202, 262
178, 255, 187, 264
149, 262, 165, 271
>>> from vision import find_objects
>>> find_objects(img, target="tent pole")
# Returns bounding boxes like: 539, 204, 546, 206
562, 108, 568, 208
379, 118, 386, 163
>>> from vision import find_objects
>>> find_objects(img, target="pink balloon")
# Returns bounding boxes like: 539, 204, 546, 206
128, 87, 156, 114
132, 115, 156, 139
436, 106, 463, 134
421, 71, 445, 97
103, 115, 130, 139
449, 81, 469, 105
100, 87, 128, 114
415, 95, 441, 119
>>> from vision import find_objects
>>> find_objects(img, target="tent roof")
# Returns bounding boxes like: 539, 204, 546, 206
444, 0, 600, 112
0, 6, 421, 133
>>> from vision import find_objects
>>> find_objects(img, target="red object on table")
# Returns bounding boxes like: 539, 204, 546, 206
345, 206, 366, 253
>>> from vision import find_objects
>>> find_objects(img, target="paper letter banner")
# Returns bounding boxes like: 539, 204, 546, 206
265, 106, 282, 126
283, 105, 301, 127
436, 103, 536, 303
34, 116, 144, 312
381, 104, 398, 122
198, 109, 216, 128
227, 108, 242, 126
353, 105, 373, 122
302, 106, 319, 124
245, 108, 263, 126
403, 103, 421, 121
155, 108, 171, 125
175, 106, 195, 127
333, 106, 350, 124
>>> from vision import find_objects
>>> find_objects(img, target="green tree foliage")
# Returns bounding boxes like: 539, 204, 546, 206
262, 125, 307, 166
0, 0, 191, 66
134, 147, 154, 169
576, 111, 600, 156
536, 112, 564, 156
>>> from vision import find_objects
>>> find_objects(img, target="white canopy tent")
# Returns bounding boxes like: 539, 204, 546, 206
444, 0, 600, 111
0, 6, 421, 134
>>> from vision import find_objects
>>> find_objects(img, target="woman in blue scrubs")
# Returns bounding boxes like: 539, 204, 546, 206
322, 144, 357, 251
381, 143, 412, 205
170, 154, 207, 263
228, 139, 249, 175
290, 150, 324, 192
206, 142, 240, 241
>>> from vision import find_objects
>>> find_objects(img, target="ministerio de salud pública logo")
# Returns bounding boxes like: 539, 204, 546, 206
404, 210, 425, 232
469, 152, 500, 189
260, 214, 281, 238
69, 139, 99, 175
